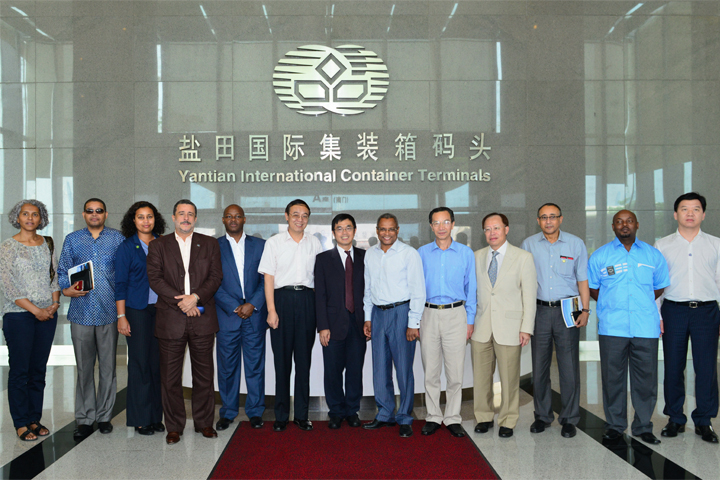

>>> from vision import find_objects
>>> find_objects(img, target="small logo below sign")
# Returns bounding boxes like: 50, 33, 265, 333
273, 44, 389, 116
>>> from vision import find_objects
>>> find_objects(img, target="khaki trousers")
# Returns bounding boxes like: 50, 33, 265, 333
471, 336, 521, 428
420, 306, 467, 425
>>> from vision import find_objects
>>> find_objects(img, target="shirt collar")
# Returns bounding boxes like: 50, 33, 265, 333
283, 230, 308, 243
226, 232, 246, 244
611, 236, 638, 249
538, 230, 566, 243
430, 238, 457, 251
491, 240, 508, 256
175, 231, 193, 243
337, 245, 352, 257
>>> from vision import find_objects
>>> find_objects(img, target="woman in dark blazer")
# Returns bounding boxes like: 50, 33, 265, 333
115, 201, 166, 435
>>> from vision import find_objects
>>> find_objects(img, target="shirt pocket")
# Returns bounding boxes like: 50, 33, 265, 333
636, 265, 655, 286
558, 257, 575, 278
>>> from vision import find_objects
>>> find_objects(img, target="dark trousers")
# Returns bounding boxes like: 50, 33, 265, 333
2, 311, 57, 428
158, 319, 215, 433
270, 288, 315, 422
125, 305, 162, 427
531, 305, 581, 425
599, 334, 658, 435
322, 311, 366, 418
661, 301, 720, 426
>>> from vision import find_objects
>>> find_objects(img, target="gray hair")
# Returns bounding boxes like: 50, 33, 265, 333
8, 200, 50, 230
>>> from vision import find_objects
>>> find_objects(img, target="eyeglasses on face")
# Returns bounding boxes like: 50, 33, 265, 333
334, 226, 355, 233
290, 213, 309, 220
538, 215, 560, 221
431, 220, 452, 227
483, 225, 504, 233
85, 208, 105, 214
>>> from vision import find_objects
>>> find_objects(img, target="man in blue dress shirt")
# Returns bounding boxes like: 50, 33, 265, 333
521, 203, 589, 439
362, 213, 425, 438
417, 207, 476, 438
58, 198, 125, 440
588, 209, 670, 445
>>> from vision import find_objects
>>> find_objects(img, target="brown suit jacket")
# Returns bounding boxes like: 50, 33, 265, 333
146, 232, 223, 339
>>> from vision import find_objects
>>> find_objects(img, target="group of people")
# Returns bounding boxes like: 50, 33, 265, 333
0, 192, 717, 447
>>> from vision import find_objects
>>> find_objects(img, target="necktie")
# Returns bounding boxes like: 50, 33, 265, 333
488, 250, 499, 287
345, 250, 354, 313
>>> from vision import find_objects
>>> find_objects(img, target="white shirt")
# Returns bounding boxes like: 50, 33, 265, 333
175, 232, 194, 295
258, 231, 323, 288
654, 229, 720, 302
337, 245, 354, 269
487, 240, 509, 275
226, 232, 246, 295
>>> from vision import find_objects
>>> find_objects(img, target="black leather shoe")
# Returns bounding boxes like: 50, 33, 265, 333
474, 421, 493, 433
250, 417, 264, 429
328, 417, 343, 429
345, 414, 361, 427
152, 422, 165, 432
135, 426, 154, 436
639, 432, 661, 444
447, 424, 466, 437
73, 424, 93, 440
561, 424, 577, 438
216, 417, 233, 431
98, 422, 113, 434
695, 425, 719, 443
399, 424, 413, 437
603, 429, 622, 441
273, 420, 288, 432
421, 421, 441, 435
363, 419, 397, 429
293, 419, 313, 431
530, 420, 549, 433
498, 426, 513, 438
661, 421, 685, 437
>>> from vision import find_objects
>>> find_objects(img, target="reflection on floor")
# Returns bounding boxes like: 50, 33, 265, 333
0, 360, 718, 479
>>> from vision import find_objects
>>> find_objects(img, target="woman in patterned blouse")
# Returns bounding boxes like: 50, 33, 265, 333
0, 200, 60, 441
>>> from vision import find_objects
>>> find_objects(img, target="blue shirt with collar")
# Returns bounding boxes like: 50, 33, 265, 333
418, 239, 477, 324
588, 237, 670, 338
58, 226, 125, 326
520, 230, 588, 302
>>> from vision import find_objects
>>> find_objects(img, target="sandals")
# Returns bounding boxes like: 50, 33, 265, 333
28, 422, 50, 436
17, 426, 38, 442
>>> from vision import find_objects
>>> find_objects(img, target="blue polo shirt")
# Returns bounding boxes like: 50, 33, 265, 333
588, 237, 670, 338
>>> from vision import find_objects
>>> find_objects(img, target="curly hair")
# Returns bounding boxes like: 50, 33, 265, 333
120, 201, 166, 238
8, 199, 50, 230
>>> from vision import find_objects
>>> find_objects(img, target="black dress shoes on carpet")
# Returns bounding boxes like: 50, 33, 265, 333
474, 421, 493, 434
363, 419, 397, 429
73, 424, 93, 440
530, 420, 549, 433
603, 429, 622, 441
447, 424, 466, 437
216, 417, 233, 431
561, 424, 577, 438
345, 414, 361, 427
638, 432, 661, 444
273, 420, 288, 432
293, 419, 313, 431
399, 425, 413, 437
328, 417, 343, 429
250, 417, 264, 429
421, 421, 441, 435
498, 427, 513, 438
696, 425, 719, 443
135, 426, 155, 436
661, 421, 685, 437
98, 422, 113, 434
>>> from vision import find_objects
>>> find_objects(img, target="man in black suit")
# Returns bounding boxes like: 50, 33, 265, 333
314, 213, 369, 429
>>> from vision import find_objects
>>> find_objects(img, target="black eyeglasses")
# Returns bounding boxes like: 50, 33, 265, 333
85, 208, 105, 214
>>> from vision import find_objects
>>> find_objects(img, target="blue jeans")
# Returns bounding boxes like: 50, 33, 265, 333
2, 311, 57, 428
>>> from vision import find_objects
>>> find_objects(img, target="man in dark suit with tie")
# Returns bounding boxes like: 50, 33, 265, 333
214, 204, 267, 431
146, 199, 223, 445
314, 213, 369, 429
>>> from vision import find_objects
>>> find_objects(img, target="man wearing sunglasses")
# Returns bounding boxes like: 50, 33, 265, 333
58, 198, 125, 440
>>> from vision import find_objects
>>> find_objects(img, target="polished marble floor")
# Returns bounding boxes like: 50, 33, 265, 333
0, 359, 718, 479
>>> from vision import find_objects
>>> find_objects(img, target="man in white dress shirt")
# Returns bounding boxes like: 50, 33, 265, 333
655, 192, 720, 443
258, 199, 323, 432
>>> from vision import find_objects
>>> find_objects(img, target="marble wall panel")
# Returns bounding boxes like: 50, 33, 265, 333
73, 81, 133, 149
35, 82, 73, 148
526, 80, 585, 145
0, 83, 34, 149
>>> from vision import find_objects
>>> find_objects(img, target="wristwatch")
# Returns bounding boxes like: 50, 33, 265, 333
117, 313, 126, 318
581, 308, 591, 314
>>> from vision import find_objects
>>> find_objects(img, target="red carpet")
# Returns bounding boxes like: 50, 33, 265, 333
210, 421, 499, 479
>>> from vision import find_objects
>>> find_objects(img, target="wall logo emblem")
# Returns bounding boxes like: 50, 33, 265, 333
273, 45, 389, 116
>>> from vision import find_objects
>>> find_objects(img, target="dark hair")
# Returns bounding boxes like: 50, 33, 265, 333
376, 212, 398, 227
674, 192, 706, 212
428, 207, 454, 224
120, 201, 167, 238
482, 212, 509, 229
285, 199, 310, 215
173, 199, 197, 216
84, 198, 107, 211
331, 213, 356, 230
537, 203, 562, 217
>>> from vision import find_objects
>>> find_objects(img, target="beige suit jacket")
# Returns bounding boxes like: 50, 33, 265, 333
472, 242, 537, 346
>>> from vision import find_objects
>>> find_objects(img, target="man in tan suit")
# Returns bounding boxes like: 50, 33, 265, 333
472, 212, 537, 438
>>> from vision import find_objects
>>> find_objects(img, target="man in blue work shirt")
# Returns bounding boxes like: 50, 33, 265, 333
418, 207, 476, 438
588, 209, 670, 445
521, 203, 589, 439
